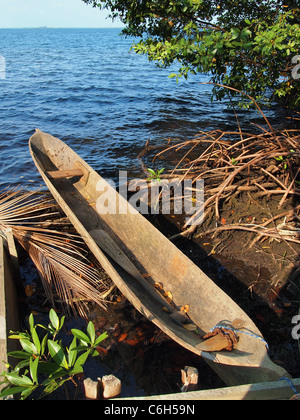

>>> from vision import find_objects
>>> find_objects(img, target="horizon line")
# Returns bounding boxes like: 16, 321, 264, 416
0, 26, 124, 30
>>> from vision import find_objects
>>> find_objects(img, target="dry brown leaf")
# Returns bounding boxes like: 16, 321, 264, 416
25, 285, 35, 297
162, 306, 171, 313
164, 290, 173, 303
183, 323, 197, 331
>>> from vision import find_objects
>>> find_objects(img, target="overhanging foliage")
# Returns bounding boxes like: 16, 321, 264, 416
83, 0, 300, 108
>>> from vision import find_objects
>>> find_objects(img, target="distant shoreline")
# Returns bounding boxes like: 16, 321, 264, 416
0, 27, 124, 30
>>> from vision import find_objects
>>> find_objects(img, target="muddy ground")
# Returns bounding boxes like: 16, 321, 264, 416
155, 191, 300, 380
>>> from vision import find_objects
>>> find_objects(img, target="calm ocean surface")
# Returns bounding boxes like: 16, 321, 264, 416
0, 28, 279, 188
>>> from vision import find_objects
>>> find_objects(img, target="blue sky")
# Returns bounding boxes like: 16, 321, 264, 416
0, 0, 123, 28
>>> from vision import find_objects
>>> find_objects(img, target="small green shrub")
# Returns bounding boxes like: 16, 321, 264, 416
0, 309, 107, 400
147, 167, 165, 182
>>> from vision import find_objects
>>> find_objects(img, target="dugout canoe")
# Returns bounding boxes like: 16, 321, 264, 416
29, 129, 290, 386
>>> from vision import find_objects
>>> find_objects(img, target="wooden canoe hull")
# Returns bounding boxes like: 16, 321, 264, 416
29, 129, 289, 386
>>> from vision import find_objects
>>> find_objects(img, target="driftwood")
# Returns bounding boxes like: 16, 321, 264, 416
181, 366, 198, 392
200, 328, 239, 352
101, 374, 122, 399
83, 377, 100, 400
197, 319, 244, 352
83, 375, 122, 400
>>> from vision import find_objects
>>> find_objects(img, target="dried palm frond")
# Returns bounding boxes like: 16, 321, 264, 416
0, 186, 59, 226
0, 187, 113, 317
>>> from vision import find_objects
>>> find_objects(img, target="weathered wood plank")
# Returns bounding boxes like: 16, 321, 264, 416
0, 237, 20, 398
47, 168, 84, 179
117, 378, 300, 400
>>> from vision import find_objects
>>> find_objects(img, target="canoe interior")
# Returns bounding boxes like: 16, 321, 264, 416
29, 129, 289, 385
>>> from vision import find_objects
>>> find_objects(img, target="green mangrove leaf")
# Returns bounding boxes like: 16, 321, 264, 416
48, 340, 68, 370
